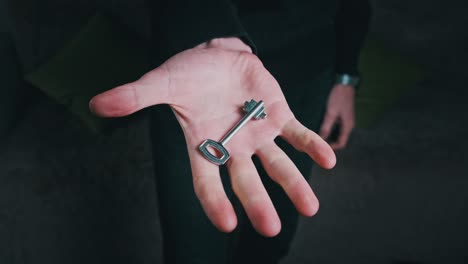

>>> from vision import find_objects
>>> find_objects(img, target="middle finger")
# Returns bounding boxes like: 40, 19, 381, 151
256, 143, 319, 217
228, 154, 281, 237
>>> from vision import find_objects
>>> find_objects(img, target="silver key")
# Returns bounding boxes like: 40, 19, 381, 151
199, 99, 266, 165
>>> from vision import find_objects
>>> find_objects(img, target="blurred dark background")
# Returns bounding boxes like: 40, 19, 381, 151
1, 0, 468, 263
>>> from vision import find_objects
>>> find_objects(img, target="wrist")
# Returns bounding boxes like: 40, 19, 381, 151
334, 73, 360, 88
196, 37, 253, 53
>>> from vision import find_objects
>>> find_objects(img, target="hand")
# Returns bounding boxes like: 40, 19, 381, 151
319, 84, 356, 150
89, 38, 336, 237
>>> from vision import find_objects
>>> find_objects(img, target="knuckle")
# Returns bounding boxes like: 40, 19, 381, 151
125, 83, 141, 108
241, 52, 261, 65
334, 144, 344, 150
284, 176, 302, 192
338, 140, 347, 148
320, 127, 330, 134
193, 177, 214, 203
268, 154, 283, 170
297, 128, 312, 151
325, 111, 338, 119
230, 176, 243, 198
239, 52, 264, 72
246, 193, 266, 207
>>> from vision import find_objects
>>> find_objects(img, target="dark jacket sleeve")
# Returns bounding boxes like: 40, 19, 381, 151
334, 0, 372, 75
149, 0, 255, 66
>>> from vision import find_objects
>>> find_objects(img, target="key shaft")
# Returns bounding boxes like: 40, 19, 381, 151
219, 100, 264, 145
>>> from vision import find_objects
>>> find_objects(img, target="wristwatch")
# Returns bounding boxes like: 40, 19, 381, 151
335, 73, 360, 87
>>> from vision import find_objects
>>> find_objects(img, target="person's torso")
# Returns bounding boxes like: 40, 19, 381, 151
234, 0, 338, 82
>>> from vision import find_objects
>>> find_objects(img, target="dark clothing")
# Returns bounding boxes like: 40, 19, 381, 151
5, 0, 370, 92
149, 0, 371, 75
6, 0, 371, 76
146, 2, 369, 263
151, 67, 333, 264
334, 0, 372, 75
4, 0, 370, 263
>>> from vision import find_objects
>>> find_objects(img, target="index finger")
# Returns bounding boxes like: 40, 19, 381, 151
280, 118, 336, 169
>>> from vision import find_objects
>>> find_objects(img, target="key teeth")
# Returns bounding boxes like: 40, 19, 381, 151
243, 99, 257, 113
258, 112, 267, 119
253, 107, 266, 119
244, 99, 267, 119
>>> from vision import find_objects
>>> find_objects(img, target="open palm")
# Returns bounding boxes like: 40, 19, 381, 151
90, 43, 336, 237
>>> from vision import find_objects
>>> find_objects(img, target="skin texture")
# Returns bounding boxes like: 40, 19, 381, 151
320, 84, 356, 150
89, 38, 336, 237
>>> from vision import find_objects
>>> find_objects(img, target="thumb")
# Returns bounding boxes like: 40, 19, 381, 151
89, 67, 170, 117
319, 111, 337, 140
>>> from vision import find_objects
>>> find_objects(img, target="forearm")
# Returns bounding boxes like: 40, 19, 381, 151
334, 0, 372, 75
